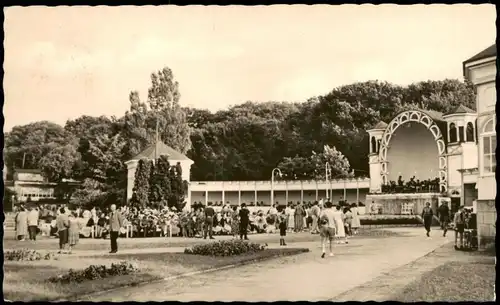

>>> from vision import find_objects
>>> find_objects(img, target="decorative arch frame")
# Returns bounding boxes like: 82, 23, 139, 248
379, 110, 448, 192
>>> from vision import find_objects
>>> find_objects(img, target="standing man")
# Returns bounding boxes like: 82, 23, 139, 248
56, 207, 69, 254
421, 202, 434, 237
109, 204, 124, 253
294, 202, 305, 232
437, 201, 450, 237
239, 203, 250, 240
318, 201, 337, 258
27, 206, 39, 241
310, 201, 321, 234
453, 206, 465, 250
204, 202, 215, 240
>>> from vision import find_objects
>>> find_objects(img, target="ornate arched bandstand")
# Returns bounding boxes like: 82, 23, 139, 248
378, 110, 448, 193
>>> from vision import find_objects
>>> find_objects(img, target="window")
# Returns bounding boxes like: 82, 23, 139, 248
481, 117, 496, 174
449, 123, 457, 143
466, 122, 474, 142
370, 137, 377, 153
459, 126, 465, 143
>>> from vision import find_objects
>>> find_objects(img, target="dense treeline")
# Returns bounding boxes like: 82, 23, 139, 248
4, 65, 475, 207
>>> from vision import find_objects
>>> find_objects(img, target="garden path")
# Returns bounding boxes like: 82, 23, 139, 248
83, 227, 455, 301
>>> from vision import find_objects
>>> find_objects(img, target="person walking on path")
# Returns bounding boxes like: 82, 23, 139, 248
278, 209, 288, 246
15, 206, 28, 241
204, 203, 215, 239
27, 206, 39, 241
333, 205, 347, 244
319, 201, 337, 258
239, 203, 250, 240
109, 204, 124, 253
310, 201, 321, 234
437, 201, 450, 237
453, 205, 465, 250
67, 211, 83, 254
56, 207, 69, 253
421, 202, 434, 237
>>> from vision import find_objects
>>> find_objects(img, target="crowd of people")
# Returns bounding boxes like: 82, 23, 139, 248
13, 199, 364, 244
382, 175, 441, 194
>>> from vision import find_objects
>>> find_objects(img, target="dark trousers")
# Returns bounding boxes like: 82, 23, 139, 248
239, 221, 249, 239
28, 225, 38, 240
204, 217, 213, 239
423, 217, 432, 232
110, 231, 119, 252
58, 229, 68, 249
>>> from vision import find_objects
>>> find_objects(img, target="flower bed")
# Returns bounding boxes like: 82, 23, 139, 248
184, 239, 267, 256
48, 262, 139, 284
360, 215, 421, 226
4, 249, 56, 261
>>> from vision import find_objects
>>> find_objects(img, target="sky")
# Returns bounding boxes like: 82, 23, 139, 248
3, 4, 496, 131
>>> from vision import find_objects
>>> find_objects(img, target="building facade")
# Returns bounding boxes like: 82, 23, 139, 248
463, 44, 497, 248
11, 169, 57, 202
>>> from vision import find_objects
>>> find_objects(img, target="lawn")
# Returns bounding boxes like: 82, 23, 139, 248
393, 261, 496, 302
3, 228, 405, 252
3, 248, 309, 302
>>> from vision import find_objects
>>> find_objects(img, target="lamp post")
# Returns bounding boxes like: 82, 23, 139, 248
325, 162, 332, 200
271, 168, 283, 207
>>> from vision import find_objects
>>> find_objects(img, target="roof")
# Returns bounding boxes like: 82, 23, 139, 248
130, 141, 191, 162
371, 121, 388, 130
463, 44, 496, 65
446, 104, 476, 115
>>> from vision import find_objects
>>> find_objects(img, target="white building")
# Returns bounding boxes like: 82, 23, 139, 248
463, 44, 497, 248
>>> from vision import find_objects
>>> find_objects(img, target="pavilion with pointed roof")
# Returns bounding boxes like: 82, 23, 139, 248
125, 140, 194, 210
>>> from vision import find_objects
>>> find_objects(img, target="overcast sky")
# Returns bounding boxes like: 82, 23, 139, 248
3, 4, 496, 131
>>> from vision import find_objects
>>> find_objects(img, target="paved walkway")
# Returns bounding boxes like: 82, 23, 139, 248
82, 227, 454, 302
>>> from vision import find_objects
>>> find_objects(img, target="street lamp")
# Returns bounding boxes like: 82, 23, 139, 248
271, 168, 283, 207
325, 162, 332, 200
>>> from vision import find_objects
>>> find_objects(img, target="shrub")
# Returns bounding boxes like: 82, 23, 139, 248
4, 249, 56, 261
184, 239, 267, 256
48, 261, 139, 284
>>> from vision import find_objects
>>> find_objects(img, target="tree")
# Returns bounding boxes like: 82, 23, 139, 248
277, 156, 316, 180
311, 145, 353, 180
168, 165, 188, 211
148, 155, 171, 209
39, 143, 80, 182
4, 121, 71, 173
131, 159, 151, 209
121, 67, 192, 160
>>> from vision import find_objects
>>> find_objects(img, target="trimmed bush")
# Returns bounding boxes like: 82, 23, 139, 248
48, 261, 139, 284
5, 249, 56, 261
184, 239, 267, 256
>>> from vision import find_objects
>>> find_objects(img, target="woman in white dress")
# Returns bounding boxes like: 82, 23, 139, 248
286, 205, 295, 232
350, 203, 361, 235
332, 205, 347, 244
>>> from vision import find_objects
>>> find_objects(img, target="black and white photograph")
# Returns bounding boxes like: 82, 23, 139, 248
2, 4, 496, 302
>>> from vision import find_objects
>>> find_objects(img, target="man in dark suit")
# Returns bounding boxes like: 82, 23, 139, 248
109, 204, 124, 253
239, 203, 250, 240
204, 202, 215, 239
437, 201, 450, 237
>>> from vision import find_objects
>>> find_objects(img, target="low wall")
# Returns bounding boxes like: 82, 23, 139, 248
366, 193, 441, 216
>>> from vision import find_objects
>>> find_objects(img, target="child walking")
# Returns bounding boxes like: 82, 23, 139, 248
279, 210, 288, 246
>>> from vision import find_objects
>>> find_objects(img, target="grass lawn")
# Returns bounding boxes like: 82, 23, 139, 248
3, 228, 405, 252
3, 248, 309, 302
393, 261, 496, 302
